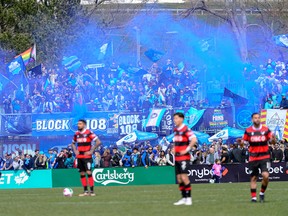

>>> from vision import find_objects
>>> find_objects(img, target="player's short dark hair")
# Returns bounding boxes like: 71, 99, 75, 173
78, 119, 87, 125
173, 112, 185, 119
251, 113, 260, 118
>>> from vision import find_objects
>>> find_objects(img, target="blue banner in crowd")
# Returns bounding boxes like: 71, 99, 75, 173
32, 112, 119, 136
1, 114, 32, 136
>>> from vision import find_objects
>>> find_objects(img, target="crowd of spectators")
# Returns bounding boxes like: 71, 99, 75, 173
244, 58, 288, 109
1, 59, 206, 114
1, 137, 288, 173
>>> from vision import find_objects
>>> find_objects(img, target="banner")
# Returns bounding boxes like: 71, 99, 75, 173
203, 108, 233, 129
146, 108, 166, 127
188, 162, 288, 183
260, 109, 288, 140
2, 139, 40, 155
1, 113, 31, 136
0, 170, 52, 189
52, 166, 175, 187
32, 112, 118, 137
117, 113, 144, 135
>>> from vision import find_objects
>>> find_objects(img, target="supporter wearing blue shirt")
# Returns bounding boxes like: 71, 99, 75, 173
0, 156, 5, 169
122, 150, 132, 167
47, 149, 57, 168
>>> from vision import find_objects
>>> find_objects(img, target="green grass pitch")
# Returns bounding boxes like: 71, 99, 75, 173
1, 182, 287, 216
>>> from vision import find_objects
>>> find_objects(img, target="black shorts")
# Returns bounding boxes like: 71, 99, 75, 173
249, 159, 271, 177
77, 158, 93, 172
175, 160, 190, 175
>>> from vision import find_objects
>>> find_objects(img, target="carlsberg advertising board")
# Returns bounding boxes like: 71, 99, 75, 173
52, 166, 175, 187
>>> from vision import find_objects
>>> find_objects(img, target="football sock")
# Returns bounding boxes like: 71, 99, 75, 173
88, 174, 94, 186
184, 184, 191, 198
179, 183, 186, 198
251, 188, 257, 199
260, 184, 267, 195
81, 175, 88, 191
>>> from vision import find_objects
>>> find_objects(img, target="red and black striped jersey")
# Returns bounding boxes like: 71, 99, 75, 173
173, 124, 196, 161
72, 129, 98, 159
243, 125, 272, 162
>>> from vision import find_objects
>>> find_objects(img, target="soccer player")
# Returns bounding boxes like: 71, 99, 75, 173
173, 112, 197, 206
71, 119, 101, 196
243, 113, 273, 203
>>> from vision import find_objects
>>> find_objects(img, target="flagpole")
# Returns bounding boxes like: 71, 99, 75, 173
111, 39, 114, 57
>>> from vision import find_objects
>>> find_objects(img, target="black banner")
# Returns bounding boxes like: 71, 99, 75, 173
188, 162, 288, 183
203, 107, 233, 129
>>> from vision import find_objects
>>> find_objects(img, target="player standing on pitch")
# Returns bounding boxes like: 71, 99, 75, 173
243, 113, 273, 203
173, 112, 197, 206
71, 119, 101, 196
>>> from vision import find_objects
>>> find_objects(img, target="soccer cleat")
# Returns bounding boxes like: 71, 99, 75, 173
90, 192, 96, 197
173, 198, 186, 206
78, 191, 90, 197
185, 197, 192, 205
259, 194, 265, 203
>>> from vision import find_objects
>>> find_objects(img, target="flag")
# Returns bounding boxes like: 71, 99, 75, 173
208, 127, 244, 142
224, 88, 248, 106
7, 56, 26, 76
177, 61, 185, 72
31, 44, 36, 62
273, 34, 288, 48
16, 47, 33, 66
6, 56, 28, 92
98, 43, 108, 61
29, 64, 42, 77
144, 49, 165, 62
176, 107, 205, 128
145, 108, 167, 127
0, 73, 10, 93
199, 38, 214, 52
62, 56, 81, 72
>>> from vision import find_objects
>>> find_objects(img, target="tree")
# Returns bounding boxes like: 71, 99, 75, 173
185, 0, 288, 63
0, 0, 89, 65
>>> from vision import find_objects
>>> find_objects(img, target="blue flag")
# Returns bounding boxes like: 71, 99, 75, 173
273, 34, 288, 48
62, 56, 81, 72
6, 56, 28, 92
144, 49, 165, 62
0, 73, 10, 93
176, 107, 205, 128
7, 56, 26, 76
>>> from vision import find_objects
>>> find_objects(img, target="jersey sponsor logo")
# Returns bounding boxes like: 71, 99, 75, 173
92, 168, 134, 186
250, 136, 267, 142
77, 138, 88, 143
174, 135, 184, 142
